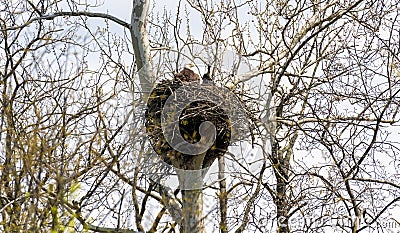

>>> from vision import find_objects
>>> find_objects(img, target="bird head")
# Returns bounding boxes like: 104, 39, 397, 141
184, 63, 195, 70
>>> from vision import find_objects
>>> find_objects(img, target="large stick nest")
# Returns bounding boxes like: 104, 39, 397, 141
145, 79, 231, 170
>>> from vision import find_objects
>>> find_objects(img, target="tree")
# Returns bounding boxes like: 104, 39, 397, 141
1, 0, 400, 232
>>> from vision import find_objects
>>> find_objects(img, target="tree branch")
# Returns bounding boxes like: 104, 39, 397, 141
234, 0, 364, 84
275, 116, 396, 126
131, 0, 154, 97
2, 11, 131, 31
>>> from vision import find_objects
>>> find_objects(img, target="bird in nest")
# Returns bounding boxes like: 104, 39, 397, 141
174, 63, 214, 84
202, 65, 213, 84
145, 63, 230, 170
174, 63, 201, 82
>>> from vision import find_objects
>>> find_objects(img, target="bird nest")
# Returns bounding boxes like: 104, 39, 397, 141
145, 79, 231, 170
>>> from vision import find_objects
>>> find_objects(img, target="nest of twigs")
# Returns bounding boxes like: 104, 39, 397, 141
145, 79, 231, 170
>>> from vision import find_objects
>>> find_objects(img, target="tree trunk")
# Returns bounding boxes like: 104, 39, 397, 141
130, 2, 206, 232
273, 142, 290, 233
181, 189, 206, 233
219, 156, 228, 233
276, 175, 289, 233
130, 0, 154, 97
176, 163, 206, 232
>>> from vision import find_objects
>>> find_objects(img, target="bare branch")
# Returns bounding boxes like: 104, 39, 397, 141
2, 11, 131, 31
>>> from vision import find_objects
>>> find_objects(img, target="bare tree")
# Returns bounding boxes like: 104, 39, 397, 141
1, 0, 400, 232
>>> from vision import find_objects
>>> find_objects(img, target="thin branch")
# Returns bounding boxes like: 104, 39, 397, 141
276, 116, 396, 126
2, 11, 131, 31
351, 177, 400, 189
234, 163, 266, 233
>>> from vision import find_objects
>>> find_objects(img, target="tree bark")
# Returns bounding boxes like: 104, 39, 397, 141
181, 189, 206, 233
130, 0, 154, 97
219, 156, 228, 233
176, 161, 206, 233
